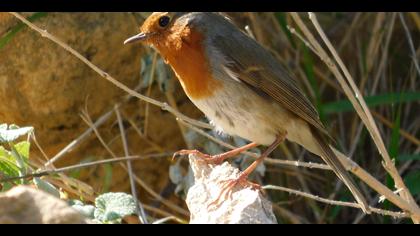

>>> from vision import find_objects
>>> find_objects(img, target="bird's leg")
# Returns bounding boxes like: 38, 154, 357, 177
172, 142, 259, 165
210, 133, 286, 207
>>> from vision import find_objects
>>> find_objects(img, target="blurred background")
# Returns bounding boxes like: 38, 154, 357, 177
0, 12, 418, 223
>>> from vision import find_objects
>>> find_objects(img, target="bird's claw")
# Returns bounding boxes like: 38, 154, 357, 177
208, 173, 262, 209
172, 149, 225, 165
172, 149, 209, 161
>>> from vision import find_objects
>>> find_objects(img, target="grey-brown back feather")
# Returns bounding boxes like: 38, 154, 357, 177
188, 12, 331, 138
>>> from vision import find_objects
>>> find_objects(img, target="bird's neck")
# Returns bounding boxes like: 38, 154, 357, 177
154, 26, 221, 100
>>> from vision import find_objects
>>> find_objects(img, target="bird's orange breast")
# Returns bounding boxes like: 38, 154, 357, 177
155, 26, 222, 100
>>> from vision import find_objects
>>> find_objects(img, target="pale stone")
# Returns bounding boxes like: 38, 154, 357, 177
186, 154, 277, 224
0, 186, 89, 224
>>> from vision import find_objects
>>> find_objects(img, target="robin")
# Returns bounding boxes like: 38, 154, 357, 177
124, 12, 369, 213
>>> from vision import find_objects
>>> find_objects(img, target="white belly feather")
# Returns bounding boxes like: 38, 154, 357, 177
187, 80, 296, 146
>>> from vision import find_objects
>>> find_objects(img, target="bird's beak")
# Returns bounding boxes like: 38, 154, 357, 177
123, 32, 150, 45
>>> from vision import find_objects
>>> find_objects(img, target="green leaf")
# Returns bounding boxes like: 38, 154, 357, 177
0, 141, 31, 183
0, 146, 20, 178
10, 143, 29, 176
388, 105, 401, 161
94, 192, 137, 223
0, 125, 33, 143
0, 156, 20, 178
384, 90, 405, 216
14, 141, 30, 160
0, 12, 48, 50
399, 153, 420, 161
404, 171, 420, 196
385, 102, 402, 210
323, 92, 420, 114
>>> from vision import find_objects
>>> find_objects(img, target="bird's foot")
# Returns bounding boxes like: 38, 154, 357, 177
172, 149, 226, 165
172, 142, 259, 165
208, 172, 262, 208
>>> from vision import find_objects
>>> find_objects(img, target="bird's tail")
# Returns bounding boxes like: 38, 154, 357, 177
310, 127, 370, 214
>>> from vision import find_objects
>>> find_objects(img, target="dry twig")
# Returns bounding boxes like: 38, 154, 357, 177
264, 185, 409, 219
289, 12, 420, 223
115, 106, 148, 224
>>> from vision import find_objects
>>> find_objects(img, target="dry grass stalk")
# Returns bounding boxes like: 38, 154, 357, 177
289, 12, 420, 223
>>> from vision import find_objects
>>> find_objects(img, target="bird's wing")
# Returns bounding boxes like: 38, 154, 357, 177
211, 32, 331, 138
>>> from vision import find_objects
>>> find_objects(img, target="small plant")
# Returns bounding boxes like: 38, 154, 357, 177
0, 124, 140, 223
69, 192, 138, 224
0, 124, 139, 224
0, 124, 60, 196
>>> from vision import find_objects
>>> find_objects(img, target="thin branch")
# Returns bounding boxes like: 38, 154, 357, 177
0, 153, 170, 183
30, 133, 50, 163
264, 185, 409, 219
289, 12, 420, 223
372, 110, 420, 146
289, 16, 418, 148
286, 25, 321, 59
370, 13, 396, 95
122, 112, 167, 152
115, 106, 148, 224
307, 12, 420, 222
80, 110, 118, 158
398, 12, 420, 77
44, 108, 114, 167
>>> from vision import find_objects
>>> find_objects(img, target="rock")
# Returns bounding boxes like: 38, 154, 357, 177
0, 186, 90, 224
186, 154, 277, 224
0, 13, 141, 147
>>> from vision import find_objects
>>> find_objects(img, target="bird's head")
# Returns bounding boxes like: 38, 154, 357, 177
124, 12, 190, 49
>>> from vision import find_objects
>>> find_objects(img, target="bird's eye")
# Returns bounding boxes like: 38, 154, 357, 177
158, 16, 171, 28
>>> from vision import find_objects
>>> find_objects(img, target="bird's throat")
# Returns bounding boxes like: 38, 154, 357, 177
154, 26, 222, 100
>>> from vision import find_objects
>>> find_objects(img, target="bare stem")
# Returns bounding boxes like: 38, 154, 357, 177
264, 185, 409, 219
115, 106, 148, 224
0, 153, 170, 183
290, 12, 420, 223
398, 12, 420, 77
